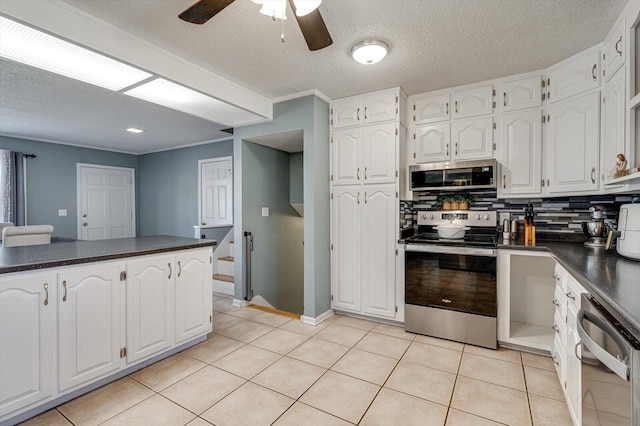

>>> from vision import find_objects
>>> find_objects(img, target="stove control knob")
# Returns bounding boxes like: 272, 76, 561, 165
475, 214, 482, 220
484, 214, 491, 220
430, 214, 435, 220
422, 213, 427, 219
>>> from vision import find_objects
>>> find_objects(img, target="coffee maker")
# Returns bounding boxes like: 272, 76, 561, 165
582, 205, 618, 247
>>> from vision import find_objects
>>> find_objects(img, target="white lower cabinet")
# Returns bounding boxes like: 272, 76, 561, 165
0, 272, 56, 416
126, 255, 174, 363
58, 262, 123, 391
174, 250, 213, 344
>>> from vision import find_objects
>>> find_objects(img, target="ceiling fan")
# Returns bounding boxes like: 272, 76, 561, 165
179, 0, 333, 51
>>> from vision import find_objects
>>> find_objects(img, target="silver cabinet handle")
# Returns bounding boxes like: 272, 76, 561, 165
44, 283, 49, 306
566, 291, 575, 301
357, 168, 360, 180
168, 263, 172, 279
445, 102, 449, 115
62, 280, 67, 302
503, 175, 506, 189
552, 324, 560, 334
364, 106, 367, 120
82, 222, 88, 226
364, 192, 367, 204
615, 35, 622, 55
177, 261, 182, 277
357, 192, 360, 204
552, 354, 559, 365
455, 142, 458, 155
592, 64, 597, 81
503, 92, 507, 107
455, 101, 458, 113
446, 143, 449, 156
356, 108, 360, 121
364, 167, 367, 179
591, 167, 596, 184
575, 341, 582, 360
202, 222, 206, 226
552, 299, 560, 307
547, 179, 550, 187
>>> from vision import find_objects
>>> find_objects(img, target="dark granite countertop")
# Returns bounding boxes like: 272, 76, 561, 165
0, 236, 216, 274
498, 238, 640, 342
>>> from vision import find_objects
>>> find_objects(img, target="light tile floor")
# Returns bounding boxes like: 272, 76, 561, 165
21, 293, 572, 426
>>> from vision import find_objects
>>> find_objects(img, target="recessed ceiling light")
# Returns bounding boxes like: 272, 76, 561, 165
124, 78, 234, 124
351, 40, 389, 65
0, 16, 152, 91
126, 128, 145, 133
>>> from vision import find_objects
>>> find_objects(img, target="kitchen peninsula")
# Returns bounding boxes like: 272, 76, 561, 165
0, 236, 216, 424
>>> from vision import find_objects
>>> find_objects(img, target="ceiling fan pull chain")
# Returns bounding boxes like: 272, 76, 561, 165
281, 13, 285, 43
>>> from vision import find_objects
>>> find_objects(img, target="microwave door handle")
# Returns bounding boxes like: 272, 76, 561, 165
576, 309, 630, 381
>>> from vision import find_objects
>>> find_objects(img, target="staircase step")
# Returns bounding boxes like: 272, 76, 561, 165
213, 273, 234, 283
219, 256, 234, 262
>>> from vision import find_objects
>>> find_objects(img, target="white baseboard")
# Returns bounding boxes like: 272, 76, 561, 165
232, 298, 250, 308
212, 280, 234, 296
300, 308, 334, 325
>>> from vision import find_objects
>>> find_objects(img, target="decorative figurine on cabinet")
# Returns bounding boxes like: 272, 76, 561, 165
610, 153, 628, 179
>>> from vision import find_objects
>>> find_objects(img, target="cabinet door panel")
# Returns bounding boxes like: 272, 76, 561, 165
601, 68, 626, 185
547, 92, 600, 193
126, 256, 174, 363
452, 85, 493, 119
58, 263, 122, 391
362, 185, 396, 318
332, 128, 362, 185
499, 76, 542, 112
175, 250, 212, 344
548, 51, 600, 102
499, 110, 542, 195
451, 117, 493, 160
363, 123, 397, 184
331, 187, 361, 312
332, 98, 362, 128
414, 123, 450, 163
603, 19, 625, 82
363, 91, 397, 124
412, 94, 450, 124
0, 272, 55, 416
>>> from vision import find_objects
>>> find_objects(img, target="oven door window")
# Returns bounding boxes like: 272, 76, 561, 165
405, 251, 496, 316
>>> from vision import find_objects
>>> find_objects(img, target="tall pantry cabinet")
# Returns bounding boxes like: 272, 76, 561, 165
330, 88, 406, 321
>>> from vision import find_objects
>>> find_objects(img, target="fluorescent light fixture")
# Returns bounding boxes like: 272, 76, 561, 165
351, 40, 389, 65
124, 78, 233, 124
0, 16, 152, 91
126, 128, 145, 133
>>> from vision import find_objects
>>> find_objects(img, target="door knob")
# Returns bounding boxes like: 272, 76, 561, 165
82, 222, 88, 226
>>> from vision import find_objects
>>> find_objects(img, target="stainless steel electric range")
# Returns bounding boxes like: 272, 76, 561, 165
404, 210, 498, 349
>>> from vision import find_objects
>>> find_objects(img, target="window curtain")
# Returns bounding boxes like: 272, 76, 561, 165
0, 149, 26, 226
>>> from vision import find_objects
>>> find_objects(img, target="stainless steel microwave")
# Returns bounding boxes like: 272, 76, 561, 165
410, 159, 497, 191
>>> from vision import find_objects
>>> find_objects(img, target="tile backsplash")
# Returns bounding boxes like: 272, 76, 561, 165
401, 192, 640, 233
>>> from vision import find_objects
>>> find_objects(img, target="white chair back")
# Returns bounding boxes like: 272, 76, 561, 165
2, 225, 54, 247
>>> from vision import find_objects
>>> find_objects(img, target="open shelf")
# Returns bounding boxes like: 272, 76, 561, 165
604, 169, 640, 185
507, 321, 554, 352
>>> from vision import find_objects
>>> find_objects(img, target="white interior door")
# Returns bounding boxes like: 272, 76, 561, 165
199, 157, 233, 227
78, 165, 135, 240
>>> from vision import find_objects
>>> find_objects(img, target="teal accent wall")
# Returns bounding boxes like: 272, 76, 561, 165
138, 141, 233, 238
242, 142, 304, 314
289, 152, 303, 205
0, 136, 138, 239
233, 95, 330, 318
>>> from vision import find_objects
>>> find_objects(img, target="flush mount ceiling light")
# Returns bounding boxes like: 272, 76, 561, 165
251, 0, 321, 19
126, 128, 145, 134
351, 40, 389, 65
0, 16, 152, 91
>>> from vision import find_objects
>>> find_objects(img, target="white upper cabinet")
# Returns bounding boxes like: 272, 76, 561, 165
125, 255, 174, 363
601, 68, 626, 184
58, 262, 123, 391
332, 128, 363, 185
451, 85, 493, 119
0, 272, 55, 416
498, 76, 543, 112
361, 185, 396, 319
451, 116, 494, 161
174, 250, 212, 344
363, 90, 398, 124
363, 123, 398, 184
331, 97, 362, 129
332, 90, 399, 128
414, 123, 451, 163
603, 18, 625, 82
412, 93, 450, 124
546, 92, 600, 193
498, 110, 542, 196
548, 50, 600, 103
331, 186, 362, 313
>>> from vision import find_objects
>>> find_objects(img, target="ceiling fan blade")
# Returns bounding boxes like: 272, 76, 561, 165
288, 0, 333, 51
179, 0, 235, 24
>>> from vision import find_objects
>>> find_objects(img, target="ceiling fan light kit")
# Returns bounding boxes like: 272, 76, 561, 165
351, 40, 389, 65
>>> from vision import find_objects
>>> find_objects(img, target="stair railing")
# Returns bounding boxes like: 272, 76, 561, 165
244, 231, 253, 301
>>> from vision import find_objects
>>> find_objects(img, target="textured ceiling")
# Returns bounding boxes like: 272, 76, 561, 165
0, 0, 628, 153
63, 0, 627, 99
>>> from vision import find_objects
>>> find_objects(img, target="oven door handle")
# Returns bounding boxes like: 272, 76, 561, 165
405, 244, 496, 257
576, 308, 630, 381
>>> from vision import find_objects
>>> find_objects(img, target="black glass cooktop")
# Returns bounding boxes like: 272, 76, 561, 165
404, 230, 497, 248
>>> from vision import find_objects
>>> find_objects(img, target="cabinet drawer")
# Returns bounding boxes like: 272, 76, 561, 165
548, 51, 600, 103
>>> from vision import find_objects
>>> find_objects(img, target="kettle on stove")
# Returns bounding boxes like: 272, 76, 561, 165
605, 204, 640, 260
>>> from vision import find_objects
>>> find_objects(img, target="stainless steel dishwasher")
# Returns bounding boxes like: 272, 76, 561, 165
577, 294, 640, 425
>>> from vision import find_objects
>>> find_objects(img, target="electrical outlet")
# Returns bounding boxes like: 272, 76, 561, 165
201, 234, 205, 239
262, 207, 269, 217
58, 209, 67, 217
